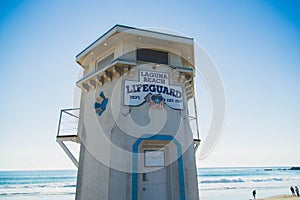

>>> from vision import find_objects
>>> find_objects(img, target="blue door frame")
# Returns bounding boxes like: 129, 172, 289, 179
132, 134, 186, 200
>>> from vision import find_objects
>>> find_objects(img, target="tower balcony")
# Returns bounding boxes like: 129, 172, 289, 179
76, 59, 137, 92
56, 108, 80, 167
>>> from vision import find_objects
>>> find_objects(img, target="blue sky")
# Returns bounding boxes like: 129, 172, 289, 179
0, 0, 299, 170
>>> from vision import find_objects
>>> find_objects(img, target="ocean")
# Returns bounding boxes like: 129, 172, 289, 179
0, 170, 76, 200
198, 167, 300, 199
0, 167, 299, 199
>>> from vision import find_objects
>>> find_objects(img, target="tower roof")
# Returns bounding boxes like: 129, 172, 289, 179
76, 24, 194, 67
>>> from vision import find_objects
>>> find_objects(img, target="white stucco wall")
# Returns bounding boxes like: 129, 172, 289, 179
76, 63, 198, 200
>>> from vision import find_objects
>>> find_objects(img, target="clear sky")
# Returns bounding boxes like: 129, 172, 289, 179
0, 0, 299, 170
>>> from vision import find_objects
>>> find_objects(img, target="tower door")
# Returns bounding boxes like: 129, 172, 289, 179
141, 167, 168, 200
140, 150, 168, 200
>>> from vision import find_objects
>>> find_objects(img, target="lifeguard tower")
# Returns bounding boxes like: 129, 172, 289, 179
56, 25, 200, 200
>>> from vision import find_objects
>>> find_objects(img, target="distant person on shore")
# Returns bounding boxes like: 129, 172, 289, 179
252, 190, 256, 199
290, 186, 295, 196
295, 186, 299, 197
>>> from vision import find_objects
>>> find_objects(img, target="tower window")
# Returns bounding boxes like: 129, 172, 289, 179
137, 49, 168, 65
97, 53, 114, 70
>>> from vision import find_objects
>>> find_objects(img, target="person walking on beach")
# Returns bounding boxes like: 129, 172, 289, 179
252, 190, 256, 199
295, 186, 299, 197
290, 186, 295, 196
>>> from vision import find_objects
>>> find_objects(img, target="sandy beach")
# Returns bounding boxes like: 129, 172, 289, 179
258, 195, 299, 199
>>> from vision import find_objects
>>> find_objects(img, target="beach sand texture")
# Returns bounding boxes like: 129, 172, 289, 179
258, 195, 299, 199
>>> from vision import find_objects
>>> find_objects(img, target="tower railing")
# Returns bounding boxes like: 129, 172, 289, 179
56, 98, 200, 167
188, 97, 201, 151
56, 108, 80, 167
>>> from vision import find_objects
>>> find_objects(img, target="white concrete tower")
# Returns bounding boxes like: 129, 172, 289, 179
57, 25, 200, 200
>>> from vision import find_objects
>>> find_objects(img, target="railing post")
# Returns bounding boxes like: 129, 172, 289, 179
56, 109, 63, 137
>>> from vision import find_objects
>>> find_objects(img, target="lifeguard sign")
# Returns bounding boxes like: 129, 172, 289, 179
58, 25, 200, 200
124, 70, 184, 109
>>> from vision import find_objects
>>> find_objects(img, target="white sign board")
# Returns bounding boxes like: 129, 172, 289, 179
145, 150, 165, 167
123, 70, 184, 109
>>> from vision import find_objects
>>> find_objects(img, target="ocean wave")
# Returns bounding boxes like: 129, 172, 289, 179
0, 176, 76, 185
0, 182, 76, 190
200, 178, 245, 183
0, 192, 75, 197
63, 184, 76, 188
0, 192, 39, 197
199, 177, 284, 184
252, 178, 283, 182
199, 185, 289, 191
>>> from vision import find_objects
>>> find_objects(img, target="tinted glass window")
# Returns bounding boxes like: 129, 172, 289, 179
97, 53, 114, 70
137, 49, 168, 65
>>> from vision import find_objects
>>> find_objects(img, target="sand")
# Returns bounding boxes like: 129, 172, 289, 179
257, 195, 299, 200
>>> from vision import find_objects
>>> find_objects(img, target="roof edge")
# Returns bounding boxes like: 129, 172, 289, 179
76, 24, 194, 63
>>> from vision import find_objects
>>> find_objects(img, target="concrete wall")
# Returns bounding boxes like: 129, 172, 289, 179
76, 62, 198, 200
